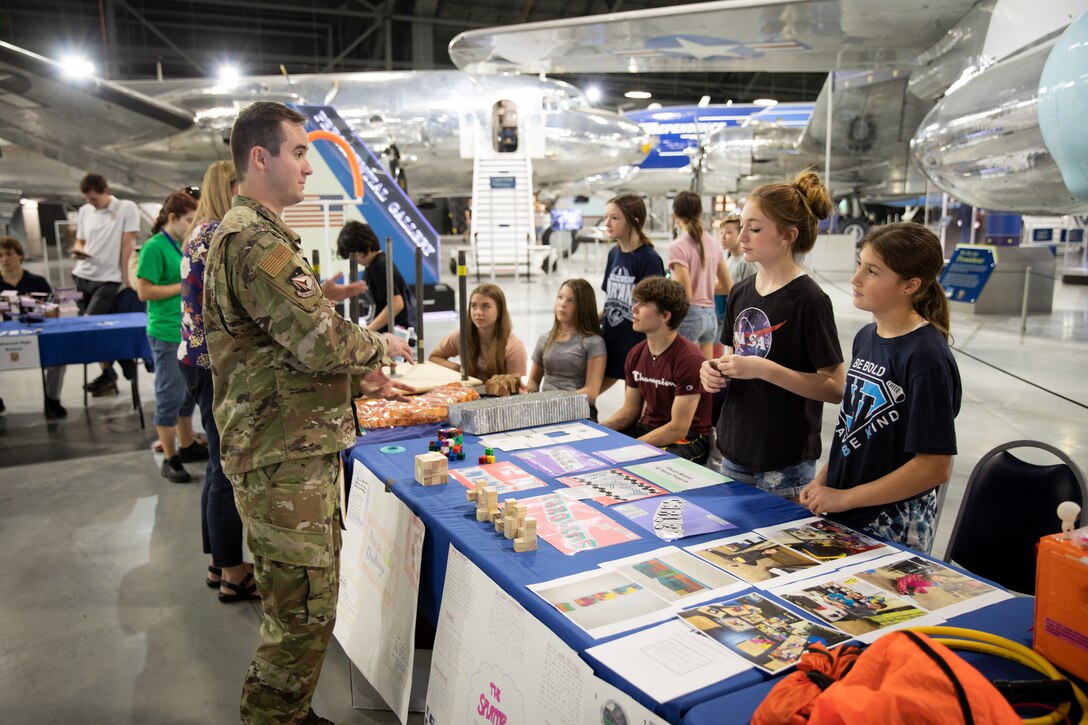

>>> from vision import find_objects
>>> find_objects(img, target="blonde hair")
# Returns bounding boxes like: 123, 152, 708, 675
188, 160, 236, 236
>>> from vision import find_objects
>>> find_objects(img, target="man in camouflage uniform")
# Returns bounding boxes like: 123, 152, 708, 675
204, 101, 414, 725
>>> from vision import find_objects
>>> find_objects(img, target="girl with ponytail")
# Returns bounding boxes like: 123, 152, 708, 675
600, 194, 666, 392
800, 222, 961, 553
668, 191, 732, 358
700, 170, 845, 498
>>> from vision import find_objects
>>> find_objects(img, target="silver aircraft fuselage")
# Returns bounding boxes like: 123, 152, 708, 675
110, 72, 648, 199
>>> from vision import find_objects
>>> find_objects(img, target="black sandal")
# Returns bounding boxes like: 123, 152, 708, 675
206, 565, 222, 589
218, 572, 260, 603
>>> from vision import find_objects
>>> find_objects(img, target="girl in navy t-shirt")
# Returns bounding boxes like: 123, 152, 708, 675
600, 194, 665, 392
800, 222, 961, 553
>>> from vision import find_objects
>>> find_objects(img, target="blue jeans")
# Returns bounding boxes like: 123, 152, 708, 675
148, 335, 195, 427
179, 361, 244, 567
677, 304, 719, 345
720, 456, 816, 499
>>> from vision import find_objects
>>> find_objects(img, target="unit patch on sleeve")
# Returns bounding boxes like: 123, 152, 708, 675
289, 266, 317, 298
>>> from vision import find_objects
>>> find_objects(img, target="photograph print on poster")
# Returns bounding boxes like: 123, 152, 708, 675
677, 592, 851, 673
686, 532, 822, 585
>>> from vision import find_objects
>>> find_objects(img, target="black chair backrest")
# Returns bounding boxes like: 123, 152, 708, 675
946, 447, 1085, 594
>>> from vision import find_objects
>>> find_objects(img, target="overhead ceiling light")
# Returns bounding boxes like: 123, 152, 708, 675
585, 85, 602, 103
698, 95, 711, 107
624, 90, 652, 100
646, 102, 662, 110
217, 63, 241, 85
59, 55, 95, 79
753, 98, 778, 107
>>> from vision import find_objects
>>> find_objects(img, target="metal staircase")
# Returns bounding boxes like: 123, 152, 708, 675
468, 155, 539, 278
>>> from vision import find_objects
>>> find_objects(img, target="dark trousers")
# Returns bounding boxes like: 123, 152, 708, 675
179, 361, 244, 567
621, 422, 711, 464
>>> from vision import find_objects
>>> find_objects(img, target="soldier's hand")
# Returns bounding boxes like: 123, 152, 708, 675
384, 333, 415, 363
360, 369, 416, 401
320, 273, 368, 302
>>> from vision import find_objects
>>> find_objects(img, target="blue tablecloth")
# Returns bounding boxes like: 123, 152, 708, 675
347, 423, 1056, 724
0, 312, 152, 366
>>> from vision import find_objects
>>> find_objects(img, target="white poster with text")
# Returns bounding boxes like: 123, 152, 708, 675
334, 462, 426, 724
426, 544, 666, 725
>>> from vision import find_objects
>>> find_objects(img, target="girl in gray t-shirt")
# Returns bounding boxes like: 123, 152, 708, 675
527, 279, 607, 418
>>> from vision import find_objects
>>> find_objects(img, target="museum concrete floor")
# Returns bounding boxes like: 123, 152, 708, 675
2, 244, 1085, 724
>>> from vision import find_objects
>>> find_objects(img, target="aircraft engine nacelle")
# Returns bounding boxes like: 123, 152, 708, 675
702, 122, 804, 193
911, 23, 1088, 215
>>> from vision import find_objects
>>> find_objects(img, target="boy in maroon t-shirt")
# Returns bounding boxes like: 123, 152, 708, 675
602, 277, 712, 463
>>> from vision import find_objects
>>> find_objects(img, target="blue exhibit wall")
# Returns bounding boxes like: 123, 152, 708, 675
294, 104, 440, 286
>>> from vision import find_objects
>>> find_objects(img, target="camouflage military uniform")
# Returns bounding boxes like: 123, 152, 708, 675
204, 195, 388, 725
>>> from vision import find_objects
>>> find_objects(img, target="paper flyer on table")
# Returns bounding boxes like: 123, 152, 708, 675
480, 421, 608, 452
685, 532, 826, 588
625, 457, 729, 493
513, 445, 607, 477
447, 461, 548, 496
597, 443, 668, 465
586, 619, 752, 703
528, 568, 676, 639
835, 551, 1012, 619
676, 592, 853, 673
612, 496, 737, 541
520, 492, 642, 555
597, 546, 745, 605
771, 571, 946, 643
559, 468, 668, 505
335, 462, 424, 724
755, 517, 893, 568
426, 545, 666, 725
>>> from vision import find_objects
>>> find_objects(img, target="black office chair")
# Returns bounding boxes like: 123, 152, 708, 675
944, 440, 1087, 594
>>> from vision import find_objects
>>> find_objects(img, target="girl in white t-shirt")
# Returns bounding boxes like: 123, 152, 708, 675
668, 191, 731, 358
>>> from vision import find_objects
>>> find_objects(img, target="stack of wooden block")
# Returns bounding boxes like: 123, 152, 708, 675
495, 499, 537, 552
414, 452, 449, 486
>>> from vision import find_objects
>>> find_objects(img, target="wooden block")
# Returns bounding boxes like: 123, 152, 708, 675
519, 517, 537, 539
415, 452, 448, 485
420, 472, 447, 486
513, 536, 537, 552
504, 516, 519, 539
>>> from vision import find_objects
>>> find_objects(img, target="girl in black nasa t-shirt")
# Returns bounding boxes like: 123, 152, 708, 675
699, 171, 845, 498
800, 222, 961, 553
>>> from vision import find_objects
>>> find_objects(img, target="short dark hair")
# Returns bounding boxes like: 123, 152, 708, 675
336, 221, 380, 258
0, 236, 25, 259
633, 276, 687, 330
230, 102, 307, 181
80, 173, 108, 194
721, 216, 740, 231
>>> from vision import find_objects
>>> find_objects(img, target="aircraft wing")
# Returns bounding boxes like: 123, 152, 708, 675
0, 40, 193, 197
449, 0, 979, 74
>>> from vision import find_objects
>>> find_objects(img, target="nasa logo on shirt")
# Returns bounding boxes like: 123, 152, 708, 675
684, 383, 695, 392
